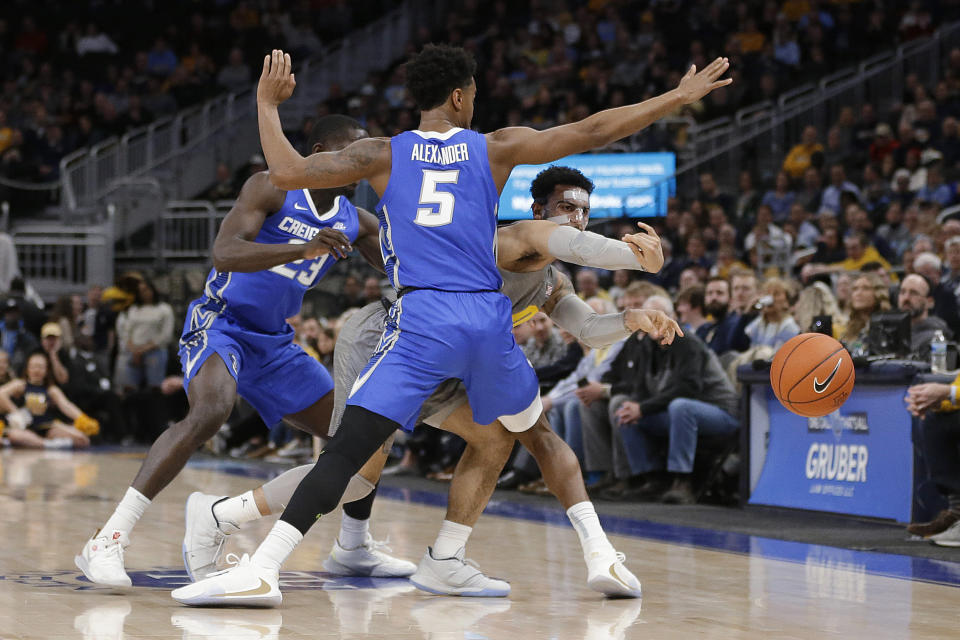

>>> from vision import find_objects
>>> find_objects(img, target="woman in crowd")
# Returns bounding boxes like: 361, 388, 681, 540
840, 273, 891, 354
115, 279, 174, 393
0, 351, 98, 448
744, 277, 801, 350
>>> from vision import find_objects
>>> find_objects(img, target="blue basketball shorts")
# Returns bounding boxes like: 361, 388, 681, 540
346, 289, 539, 432
178, 307, 334, 426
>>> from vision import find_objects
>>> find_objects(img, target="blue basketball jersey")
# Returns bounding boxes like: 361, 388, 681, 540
376, 128, 501, 291
191, 191, 359, 335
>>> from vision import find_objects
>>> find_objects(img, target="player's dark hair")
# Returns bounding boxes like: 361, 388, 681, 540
404, 44, 477, 111
530, 166, 595, 203
309, 114, 363, 149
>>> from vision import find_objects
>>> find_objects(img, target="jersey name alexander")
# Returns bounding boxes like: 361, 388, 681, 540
410, 142, 470, 165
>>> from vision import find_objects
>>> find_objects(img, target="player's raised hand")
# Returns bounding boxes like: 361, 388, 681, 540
621, 222, 665, 273
624, 308, 683, 345
675, 57, 731, 104
258, 49, 296, 106
304, 228, 352, 260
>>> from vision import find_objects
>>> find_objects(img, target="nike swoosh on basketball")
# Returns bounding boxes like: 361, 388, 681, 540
212, 578, 272, 598
813, 358, 843, 394
293, 202, 309, 211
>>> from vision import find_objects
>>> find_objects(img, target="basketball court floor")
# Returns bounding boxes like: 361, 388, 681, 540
2, 449, 958, 639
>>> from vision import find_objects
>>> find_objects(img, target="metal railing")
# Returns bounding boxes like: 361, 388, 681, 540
13, 222, 114, 299
676, 22, 960, 195
59, 5, 415, 214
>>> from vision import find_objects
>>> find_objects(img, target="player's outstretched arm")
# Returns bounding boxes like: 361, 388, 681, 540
542, 273, 681, 348
355, 208, 386, 275
497, 220, 664, 273
257, 50, 391, 191
486, 58, 730, 178
212, 172, 352, 273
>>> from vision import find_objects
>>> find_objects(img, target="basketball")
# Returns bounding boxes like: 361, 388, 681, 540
770, 333, 855, 418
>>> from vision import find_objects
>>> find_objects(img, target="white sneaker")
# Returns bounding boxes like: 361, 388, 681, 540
182, 492, 239, 581
73, 600, 132, 640
930, 520, 960, 547
171, 554, 281, 608
75, 530, 132, 588
171, 609, 282, 639
322, 534, 417, 577
409, 547, 510, 597
585, 548, 642, 598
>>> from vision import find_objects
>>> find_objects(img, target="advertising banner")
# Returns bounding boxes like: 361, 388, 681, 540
749, 386, 913, 522
498, 152, 676, 219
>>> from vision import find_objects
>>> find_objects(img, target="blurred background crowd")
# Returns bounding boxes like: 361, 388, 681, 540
3, 0, 960, 514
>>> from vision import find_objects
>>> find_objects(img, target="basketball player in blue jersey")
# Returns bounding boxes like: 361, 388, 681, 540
174, 45, 730, 606
75, 115, 417, 587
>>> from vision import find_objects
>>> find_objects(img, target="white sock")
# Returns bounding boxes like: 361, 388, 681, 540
252, 521, 303, 573
566, 501, 612, 555
432, 520, 472, 559
339, 513, 369, 549
101, 487, 151, 538
213, 491, 262, 526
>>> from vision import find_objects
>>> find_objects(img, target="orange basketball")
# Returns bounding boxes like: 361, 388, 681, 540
770, 333, 855, 418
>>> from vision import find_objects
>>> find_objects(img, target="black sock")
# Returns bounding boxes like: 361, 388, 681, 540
948, 493, 960, 514
280, 406, 398, 535
343, 482, 379, 521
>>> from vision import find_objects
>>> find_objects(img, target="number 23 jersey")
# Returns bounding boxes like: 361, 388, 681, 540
192, 190, 359, 335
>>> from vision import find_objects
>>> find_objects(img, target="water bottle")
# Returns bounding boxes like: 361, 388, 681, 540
931, 330, 948, 373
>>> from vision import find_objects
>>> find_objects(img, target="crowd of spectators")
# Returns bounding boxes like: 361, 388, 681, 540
0, 0, 391, 209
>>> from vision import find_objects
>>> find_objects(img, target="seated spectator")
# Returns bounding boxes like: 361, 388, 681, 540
677, 267, 704, 293
730, 268, 759, 316
604, 295, 739, 504
504, 297, 625, 492
335, 275, 366, 311
793, 281, 848, 338
205, 162, 237, 200
0, 299, 39, 372
217, 48, 251, 93
761, 171, 796, 223
675, 285, 708, 334
821, 164, 863, 214
890, 168, 917, 208
904, 377, 960, 546
839, 273, 891, 354
913, 252, 960, 333
798, 167, 824, 213
783, 126, 823, 179
698, 172, 734, 217
608, 269, 632, 301
943, 237, 960, 300
876, 202, 914, 260
744, 277, 801, 350
575, 269, 611, 301
744, 204, 792, 255
897, 274, 953, 357
788, 203, 821, 248
869, 123, 900, 165
834, 231, 893, 273
697, 275, 752, 355
0, 352, 98, 449
362, 276, 383, 305
521, 312, 580, 391
916, 164, 954, 207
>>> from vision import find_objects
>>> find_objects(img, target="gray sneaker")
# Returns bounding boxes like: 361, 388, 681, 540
409, 547, 510, 597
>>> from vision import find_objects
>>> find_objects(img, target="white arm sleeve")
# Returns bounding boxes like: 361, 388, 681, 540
546, 225, 645, 271
549, 294, 632, 349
